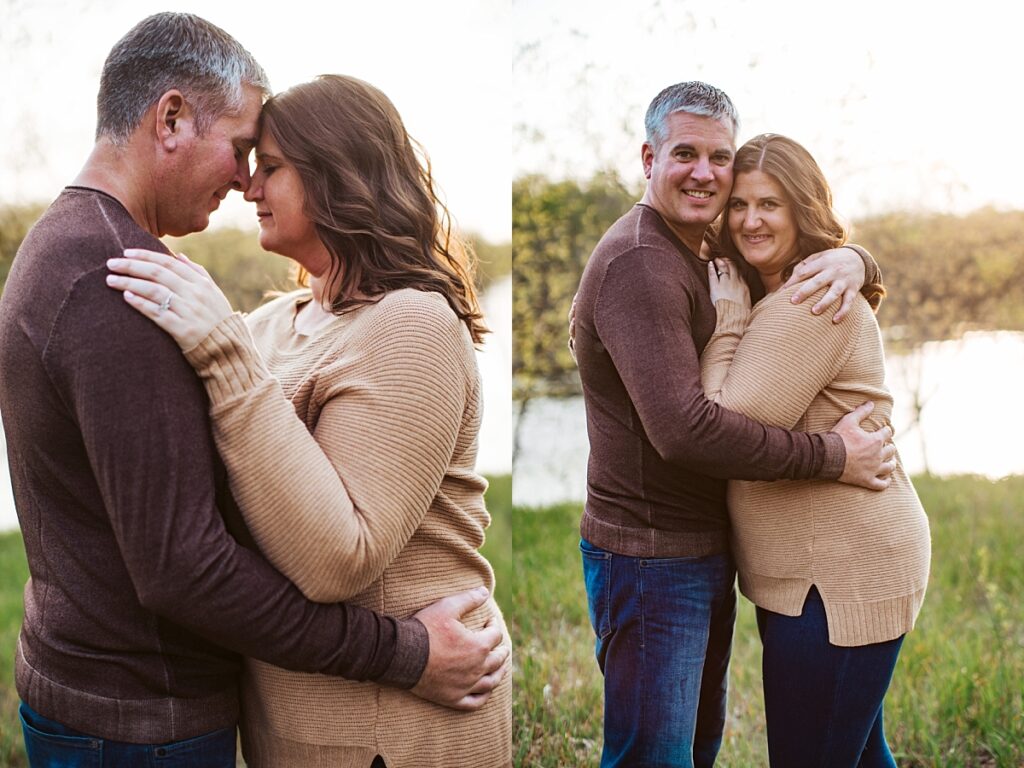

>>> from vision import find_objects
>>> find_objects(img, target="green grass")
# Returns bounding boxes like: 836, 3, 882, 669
0, 474, 512, 766
511, 475, 1024, 768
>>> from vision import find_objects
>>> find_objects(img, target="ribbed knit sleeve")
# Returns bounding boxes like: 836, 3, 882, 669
699, 298, 749, 401
185, 291, 468, 604
701, 286, 860, 430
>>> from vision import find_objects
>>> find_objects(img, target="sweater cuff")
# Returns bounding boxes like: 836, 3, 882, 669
183, 314, 270, 405
713, 299, 750, 335
377, 617, 430, 690
818, 432, 846, 480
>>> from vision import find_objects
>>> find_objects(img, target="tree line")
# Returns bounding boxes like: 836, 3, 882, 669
513, 172, 1024, 401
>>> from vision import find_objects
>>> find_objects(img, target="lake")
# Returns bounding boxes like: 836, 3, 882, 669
0, 275, 512, 531
512, 331, 1024, 508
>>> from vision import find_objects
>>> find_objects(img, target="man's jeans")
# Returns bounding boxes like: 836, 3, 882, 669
581, 538, 736, 768
19, 702, 237, 767
757, 587, 904, 767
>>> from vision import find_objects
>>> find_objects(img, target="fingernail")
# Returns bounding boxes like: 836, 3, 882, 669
475, 586, 489, 596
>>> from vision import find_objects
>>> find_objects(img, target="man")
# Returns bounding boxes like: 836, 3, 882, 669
572, 81, 895, 767
0, 13, 506, 765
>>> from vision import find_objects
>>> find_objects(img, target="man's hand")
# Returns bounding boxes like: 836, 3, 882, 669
783, 246, 866, 323
411, 586, 510, 711
833, 402, 897, 490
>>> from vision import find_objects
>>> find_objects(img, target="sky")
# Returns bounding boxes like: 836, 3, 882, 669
513, 0, 1024, 223
0, 0, 511, 242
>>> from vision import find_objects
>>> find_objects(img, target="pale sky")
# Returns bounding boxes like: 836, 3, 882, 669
513, 0, 1024, 222
0, 0, 511, 242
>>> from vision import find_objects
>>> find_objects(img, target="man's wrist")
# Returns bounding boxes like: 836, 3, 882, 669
376, 617, 430, 689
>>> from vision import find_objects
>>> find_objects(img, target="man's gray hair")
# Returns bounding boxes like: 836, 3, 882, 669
644, 81, 739, 148
96, 12, 271, 145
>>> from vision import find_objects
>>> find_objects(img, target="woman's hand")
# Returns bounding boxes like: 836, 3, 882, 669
105, 249, 233, 351
707, 258, 750, 309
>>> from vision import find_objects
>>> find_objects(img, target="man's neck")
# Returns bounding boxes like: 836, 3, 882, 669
638, 192, 706, 256
73, 141, 160, 237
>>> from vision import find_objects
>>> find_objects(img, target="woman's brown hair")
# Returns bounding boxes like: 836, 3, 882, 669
261, 74, 487, 342
718, 133, 885, 310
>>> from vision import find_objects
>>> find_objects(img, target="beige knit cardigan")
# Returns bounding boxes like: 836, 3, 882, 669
700, 285, 930, 647
184, 288, 512, 767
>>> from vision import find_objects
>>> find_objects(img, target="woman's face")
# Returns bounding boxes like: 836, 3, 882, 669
244, 130, 330, 273
727, 170, 800, 290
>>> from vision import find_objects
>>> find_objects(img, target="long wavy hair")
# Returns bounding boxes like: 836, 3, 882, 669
260, 74, 487, 343
718, 133, 884, 309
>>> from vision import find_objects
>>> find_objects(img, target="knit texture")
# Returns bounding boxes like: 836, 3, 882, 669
185, 288, 512, 767
574, 204, 845, 559
700, 286, 931, 646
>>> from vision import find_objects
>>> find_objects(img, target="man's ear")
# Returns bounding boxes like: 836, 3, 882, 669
641, 142, 654, 179
154, 90, 189, 151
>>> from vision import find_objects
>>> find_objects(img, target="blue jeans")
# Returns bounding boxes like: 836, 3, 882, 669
19, 702, 237, 767
581, 539, 736, 768
757, 587, 905, 767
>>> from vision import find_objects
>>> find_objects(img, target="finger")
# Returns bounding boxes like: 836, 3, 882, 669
176, 251, 210, 278
868, 474, 892, 491
789, 273, 829, 307
106, 273, 178, 306
468, 656, 510, 696
707, 261, 718, 280
107, 257, 194, 296
123, 248, 202, 284
472, 625, 503, 652
437, 586, 490, 619
451, 691, 492, 712
882, 443, 897, 462
121, 290, 184, 334
830, 288, 858, 324
481, 642, 511, 675
880, 424, 893, 441
811, 284, 843, 316
839, 401, 874, 424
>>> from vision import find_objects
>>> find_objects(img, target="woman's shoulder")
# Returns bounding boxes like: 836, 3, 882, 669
755, 284, 872, 329
247, 288, 311, 324
361, 288, 463, 336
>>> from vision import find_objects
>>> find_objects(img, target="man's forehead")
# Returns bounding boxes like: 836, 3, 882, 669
663, 111, 736, 149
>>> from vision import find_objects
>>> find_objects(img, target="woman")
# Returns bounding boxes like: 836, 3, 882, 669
699, 134, 930, 767
106, 75, 511, 768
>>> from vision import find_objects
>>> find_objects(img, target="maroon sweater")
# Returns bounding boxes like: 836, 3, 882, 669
574, 204, 845, 558
0, 188, 428, 743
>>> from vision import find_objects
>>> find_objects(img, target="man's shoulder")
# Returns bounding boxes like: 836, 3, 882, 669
588, 205, 688, 272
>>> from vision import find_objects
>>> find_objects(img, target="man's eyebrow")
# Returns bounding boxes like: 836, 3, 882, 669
237, 137, 258, 151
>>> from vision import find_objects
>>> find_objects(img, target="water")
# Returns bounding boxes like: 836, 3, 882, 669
0, 276, 512, 532
512, 331, 1024, 508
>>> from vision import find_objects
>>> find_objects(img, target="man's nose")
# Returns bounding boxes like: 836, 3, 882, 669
233, 160, 252, 193
692, 157, 714, 182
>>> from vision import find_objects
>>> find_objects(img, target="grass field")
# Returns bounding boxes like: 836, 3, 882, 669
0, 474, 512, 767
511, 474, 1024, 767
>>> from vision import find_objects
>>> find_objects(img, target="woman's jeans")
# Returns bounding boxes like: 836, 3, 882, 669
757, 587, 905, 768
19, 702, 237, 767
581, 538, 736, 768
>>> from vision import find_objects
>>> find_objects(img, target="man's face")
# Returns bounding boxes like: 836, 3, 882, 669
641, 112, 735, 252
157, 85, 262, 236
